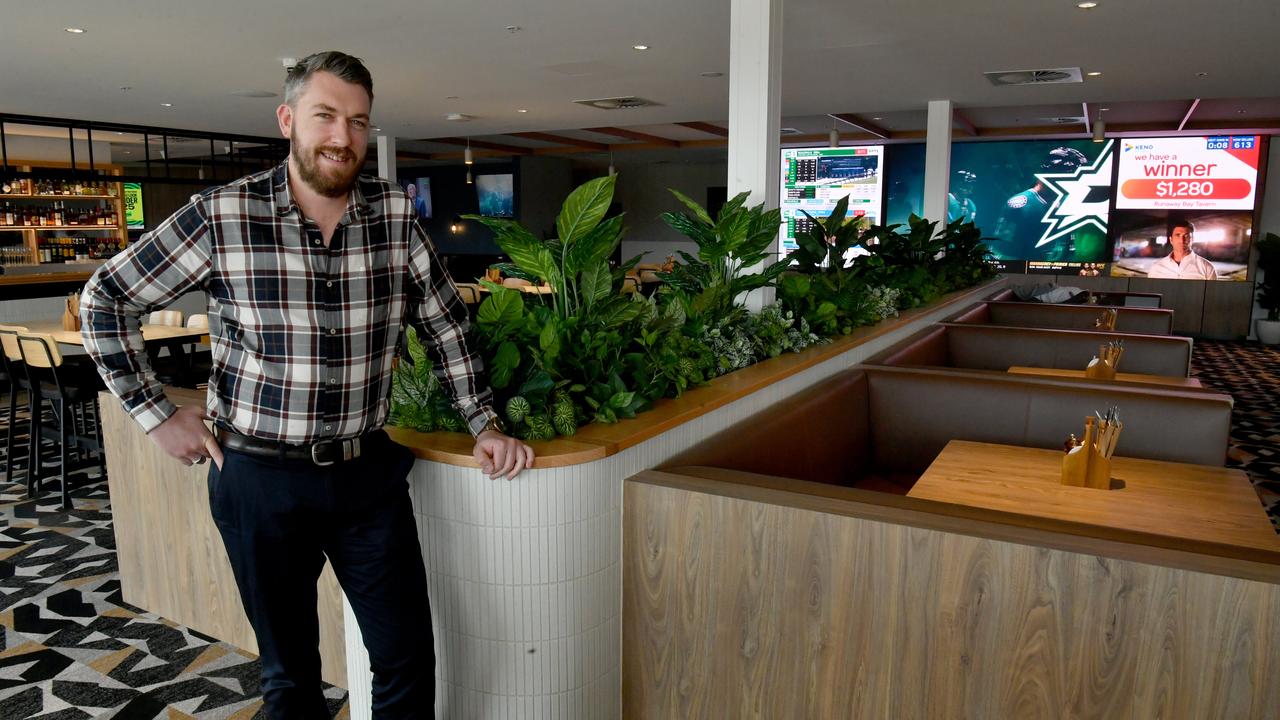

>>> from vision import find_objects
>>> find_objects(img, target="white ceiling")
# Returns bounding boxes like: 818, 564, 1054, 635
2, 0, 1278, 143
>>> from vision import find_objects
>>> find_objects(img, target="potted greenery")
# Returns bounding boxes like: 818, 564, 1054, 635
1255, 232, 1280, 344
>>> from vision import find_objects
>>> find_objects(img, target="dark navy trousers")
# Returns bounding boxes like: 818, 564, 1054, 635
208, 430, 435, 719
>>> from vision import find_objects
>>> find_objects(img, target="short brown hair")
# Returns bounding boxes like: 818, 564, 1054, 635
284, 51, 374, 106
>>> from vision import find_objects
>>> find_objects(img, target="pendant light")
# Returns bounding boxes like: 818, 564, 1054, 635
829, 127, 840, 148
608, 151, 616, 177
464, 138, 473, 165
466, 169, 473, 184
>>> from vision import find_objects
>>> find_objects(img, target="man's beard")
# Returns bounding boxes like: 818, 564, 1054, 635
291, 130, 363, 198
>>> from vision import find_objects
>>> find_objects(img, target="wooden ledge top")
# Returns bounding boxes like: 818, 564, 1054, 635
390, 278, 1005, 468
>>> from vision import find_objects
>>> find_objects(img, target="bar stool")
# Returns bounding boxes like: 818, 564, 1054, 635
0, 325, 30, 486
17, 332, 106, 509
147, 310, 185, 327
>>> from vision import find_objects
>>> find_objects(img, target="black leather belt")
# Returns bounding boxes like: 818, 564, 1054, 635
215, 426, 372, 466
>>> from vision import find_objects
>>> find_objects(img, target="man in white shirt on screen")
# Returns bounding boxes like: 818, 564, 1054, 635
1147, 220, 1218, 279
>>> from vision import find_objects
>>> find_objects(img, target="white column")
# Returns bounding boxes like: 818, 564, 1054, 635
377, 135, 397, 183
727, 0, 784, 309
923, 100, 953, 223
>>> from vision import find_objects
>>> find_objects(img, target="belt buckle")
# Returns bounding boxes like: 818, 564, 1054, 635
311, 442, 336, 467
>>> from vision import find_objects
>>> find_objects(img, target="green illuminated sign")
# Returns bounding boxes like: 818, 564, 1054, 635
124, 183, 144, 229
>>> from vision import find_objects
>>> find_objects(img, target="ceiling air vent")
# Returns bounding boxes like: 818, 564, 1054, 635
779, 127, 804, 135
985, 67, 1083, 87
1042, 116, 1086, 124
573, 96, 662, 110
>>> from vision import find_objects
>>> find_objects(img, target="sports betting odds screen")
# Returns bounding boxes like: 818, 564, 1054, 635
779, 146, 884, 255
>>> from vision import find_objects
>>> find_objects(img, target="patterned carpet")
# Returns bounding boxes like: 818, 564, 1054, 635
0, 339, 1277, 718
1191, 340, 1280, 531
0, 402, 349, 719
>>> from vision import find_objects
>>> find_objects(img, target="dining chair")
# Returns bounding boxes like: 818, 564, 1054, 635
148, 310, 185, 327
17, 332, 107, 508
0, 325, 30, 487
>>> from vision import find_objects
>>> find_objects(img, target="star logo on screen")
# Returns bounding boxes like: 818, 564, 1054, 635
1033, 141, 1114, 248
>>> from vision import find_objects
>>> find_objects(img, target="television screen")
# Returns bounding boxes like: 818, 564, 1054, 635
1109, 209, 1252, 281
123, 182, 144, 229
1109, 135, 1262, 281
476, 173, 515, 217
400, 177, 432, 219
1115, 135, 1262, 211
779, 146, 884, 255
884, 139, 1115, 267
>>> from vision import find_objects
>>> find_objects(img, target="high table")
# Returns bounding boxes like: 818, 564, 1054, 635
908, 439, 1278, 552
1006, 365, 1204, 389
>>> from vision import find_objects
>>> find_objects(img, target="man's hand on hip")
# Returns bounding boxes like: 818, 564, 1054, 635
149, 405, 224, 470
473, 430, 535, 480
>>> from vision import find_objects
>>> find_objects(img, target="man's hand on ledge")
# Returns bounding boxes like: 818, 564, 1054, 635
149, 405, 224, 470
473, 430, 535, 480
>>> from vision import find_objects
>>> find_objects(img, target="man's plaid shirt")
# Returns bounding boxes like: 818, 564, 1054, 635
81, 161, 497, 443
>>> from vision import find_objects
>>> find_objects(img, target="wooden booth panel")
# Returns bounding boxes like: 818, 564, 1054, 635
623, 479, 1280, 720
1129, 278, 1207, 335
1201, 280, 1257, 339
101, 391, 348, 687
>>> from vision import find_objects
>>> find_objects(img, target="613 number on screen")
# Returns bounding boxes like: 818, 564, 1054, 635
1155, 180, 1214, 198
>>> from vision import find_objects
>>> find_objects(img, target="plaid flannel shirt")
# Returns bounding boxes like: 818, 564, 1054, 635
81, 161, 497, 443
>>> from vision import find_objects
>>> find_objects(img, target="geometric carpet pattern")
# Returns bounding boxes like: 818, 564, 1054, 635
1191, 339, 1280, 532
0, 403, 349, 719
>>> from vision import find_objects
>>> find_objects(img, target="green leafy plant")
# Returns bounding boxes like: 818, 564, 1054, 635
658, 189, 790, 320
389, 326, 467, 433
464, 176, 655, 437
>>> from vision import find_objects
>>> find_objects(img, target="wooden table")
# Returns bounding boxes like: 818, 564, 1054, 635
908, 440, 1280, 552
22, 320, 208, 347
1007, 365, 1203, 389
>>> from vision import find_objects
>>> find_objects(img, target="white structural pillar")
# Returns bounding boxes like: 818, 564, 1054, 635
377, 135, 397, 183
922, 100, 953, 223
727, 0, 783, 309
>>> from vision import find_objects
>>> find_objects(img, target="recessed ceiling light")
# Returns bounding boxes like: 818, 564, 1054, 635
1087, 71, 1102, 77
1237, 109, 1247, 114
1100, 107, 1110, 112
116, 131, 125, 135
446, 96, 460, 100
64, 27, 85, 34
699, 71, 723, 78
372, 126, 382, 131
872, 117, 883, 121
1196, 71, 1209, 78
1077, 2, 1098, 8
160, 103, 173, 107
633, 44, 650, 51
517, 109, 529, 113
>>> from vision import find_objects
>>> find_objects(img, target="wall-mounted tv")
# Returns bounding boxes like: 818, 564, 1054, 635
778, 146, 884, 255
123, 182, 144, 229
885, 139, 1115, 267
1109, 210, 1253, 281
400, 177, 432, 219
1109, 135, 1261, 281
476, 173, 515, 218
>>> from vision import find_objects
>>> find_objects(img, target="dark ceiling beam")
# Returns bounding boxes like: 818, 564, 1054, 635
509, 131, 609, 150
677, 121, 729, 137
431, 136, 533, 154
829, 113, 890, 139
952, 110, 978, 137
1178, 99, 1201, 132
583, 126, 679, 146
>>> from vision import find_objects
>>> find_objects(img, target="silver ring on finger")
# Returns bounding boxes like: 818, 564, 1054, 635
193, 456, 207, 465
